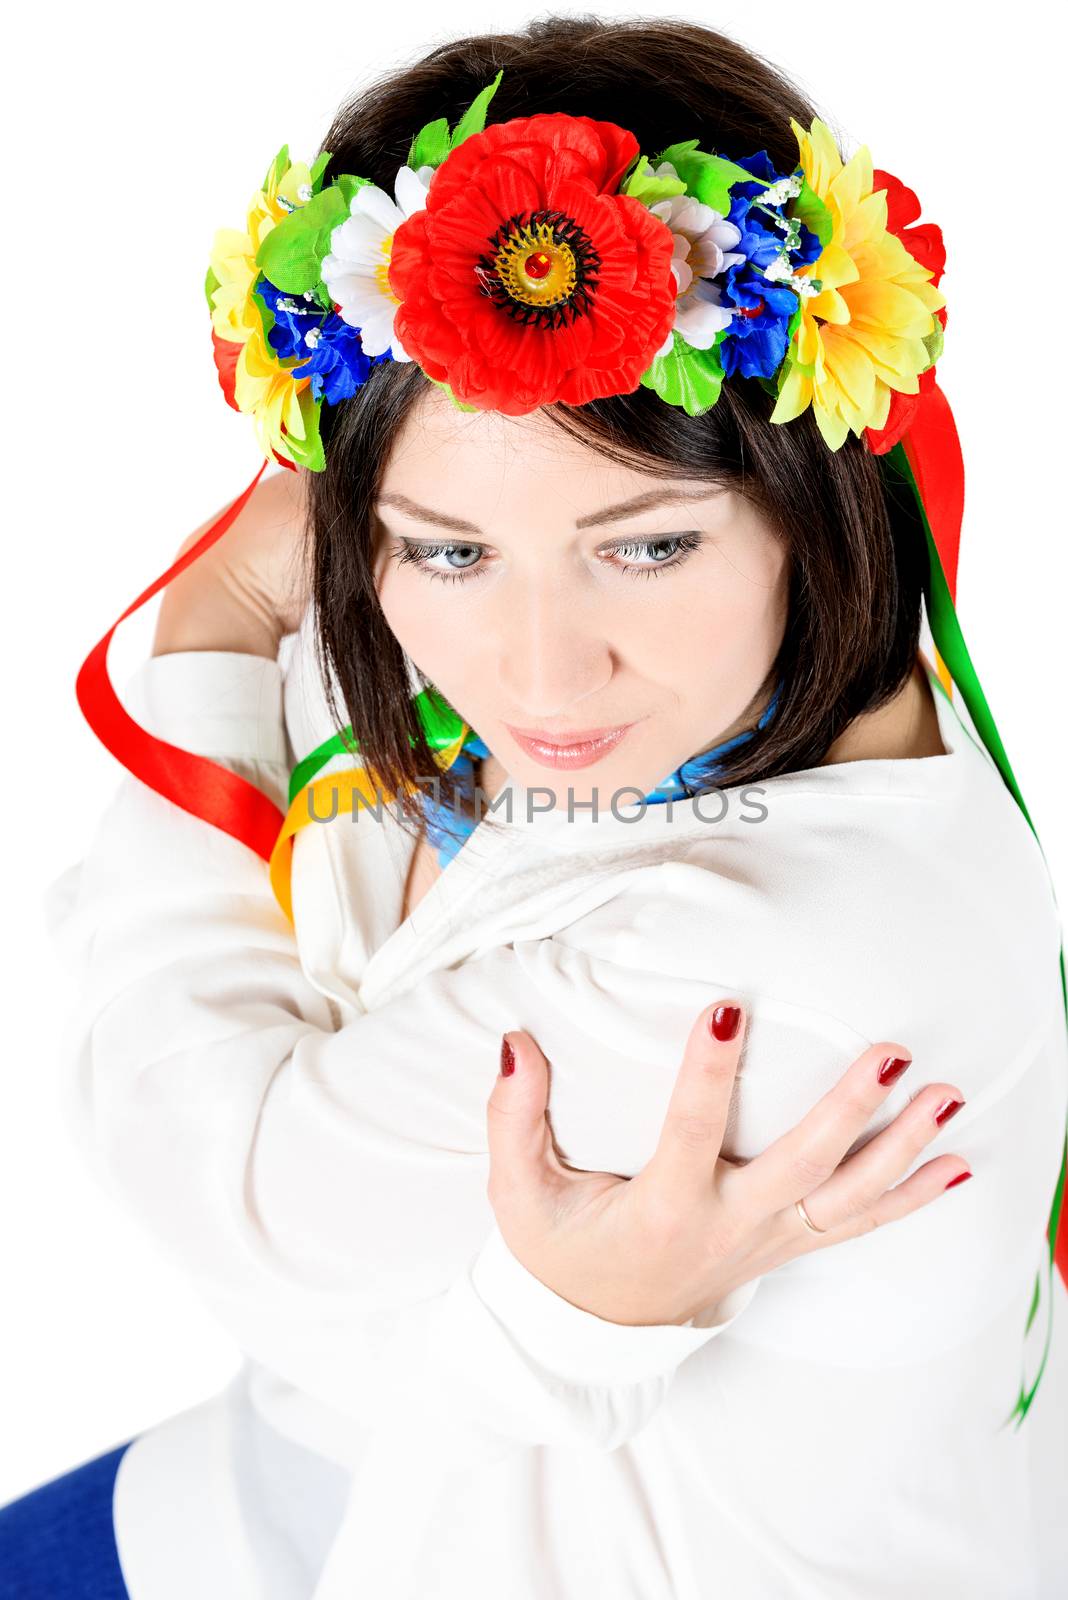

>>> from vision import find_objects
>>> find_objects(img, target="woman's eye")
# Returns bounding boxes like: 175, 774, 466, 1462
395, 541, 483, 584
392, 533, 704, 586
609, 533, 704, 578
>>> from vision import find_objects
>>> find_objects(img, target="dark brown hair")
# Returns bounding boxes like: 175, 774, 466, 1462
301, 13, 928, 838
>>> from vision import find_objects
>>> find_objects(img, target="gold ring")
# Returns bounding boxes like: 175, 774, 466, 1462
795, 1197, 828, 1234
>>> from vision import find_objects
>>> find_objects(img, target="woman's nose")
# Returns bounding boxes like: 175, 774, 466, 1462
494, 587, 614, 718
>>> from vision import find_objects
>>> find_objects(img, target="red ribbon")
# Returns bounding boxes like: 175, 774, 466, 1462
899, 380, 963, 605
75, 460, 286, 864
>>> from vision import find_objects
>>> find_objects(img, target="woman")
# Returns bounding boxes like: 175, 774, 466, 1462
8, 14, 1067, 1600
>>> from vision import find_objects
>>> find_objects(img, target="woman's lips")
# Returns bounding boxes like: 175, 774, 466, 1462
505, 722, 634, 770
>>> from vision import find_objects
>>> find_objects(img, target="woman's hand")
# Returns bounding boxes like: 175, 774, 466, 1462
488, 1006, 970, 1328
153, 469, 311, 659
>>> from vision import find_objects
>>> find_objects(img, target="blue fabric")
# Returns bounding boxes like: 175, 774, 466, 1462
422, 681, 783, 867
0, 1443, 132, 1599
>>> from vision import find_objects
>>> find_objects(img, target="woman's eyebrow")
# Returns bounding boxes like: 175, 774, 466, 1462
375, 485, 725, 534
575, 487, 725, 528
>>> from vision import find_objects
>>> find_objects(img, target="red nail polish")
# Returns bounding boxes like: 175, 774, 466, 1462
944, 1170, 972, 1190
710, 1004, 741, 1042
877, 1055, 911, 1086
934, 1097, 964, 1127
500, 1036, 515, 1077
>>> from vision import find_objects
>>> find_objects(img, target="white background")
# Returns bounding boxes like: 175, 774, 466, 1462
3, 0, 1065, 1512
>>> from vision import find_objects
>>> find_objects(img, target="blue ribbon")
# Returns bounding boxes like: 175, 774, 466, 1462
422, 682, 782, 867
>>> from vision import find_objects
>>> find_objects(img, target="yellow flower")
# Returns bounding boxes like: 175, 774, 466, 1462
770, 118, 945, 450
207, 149, 316, 465
233, 326, 317, 469
208, 148, 313, 345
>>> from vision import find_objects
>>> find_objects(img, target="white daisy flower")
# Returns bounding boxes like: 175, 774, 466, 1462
645, 171, 747, 360
320, 164, 436, 362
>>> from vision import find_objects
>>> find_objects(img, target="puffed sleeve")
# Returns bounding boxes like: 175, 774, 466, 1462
44, 649, 761, 1473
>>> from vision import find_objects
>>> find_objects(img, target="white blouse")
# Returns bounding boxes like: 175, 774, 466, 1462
44, 621, 1068, 1598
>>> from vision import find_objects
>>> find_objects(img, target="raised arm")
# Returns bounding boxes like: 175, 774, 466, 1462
48, 649, 759, 1458
49, 640, 1005, 1597
49, 641, 979, 1432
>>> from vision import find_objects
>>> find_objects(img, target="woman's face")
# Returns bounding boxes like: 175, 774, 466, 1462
373, 387, 788, 807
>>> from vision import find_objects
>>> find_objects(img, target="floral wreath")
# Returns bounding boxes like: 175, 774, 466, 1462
204, 68, 946, 467
75, 70, 1066, 1426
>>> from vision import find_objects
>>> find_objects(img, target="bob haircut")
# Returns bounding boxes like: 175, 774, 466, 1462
301, 13, 930, 837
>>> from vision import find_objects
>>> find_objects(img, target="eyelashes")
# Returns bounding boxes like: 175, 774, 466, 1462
390, 532, 705, 586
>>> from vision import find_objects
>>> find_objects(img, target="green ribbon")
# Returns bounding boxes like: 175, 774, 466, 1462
885, 442, 1067, 1429
287, 685, 467, 807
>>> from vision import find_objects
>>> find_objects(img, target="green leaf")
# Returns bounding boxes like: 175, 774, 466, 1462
619, 151, 643, 188
656, 138, 701, 162
333, 175, 365, 208
309, 150, 332, 194
256, 174, 371, 293
921, 316, 944, 371
791, 179, 833, 248
263, 144, 290, 194
407, 117, 451, 172
639, 331, 726, 416
284, 387, 326, 473
655, 140, 755, 214
775, 347, 814, 395
204, 264, 220, 311
425, 373, 480, 413
407, 67, 507, 172
311, 279, 335, 313
449, 67, 504, 150
250, 279, 276, 345
620, 153, 687, 208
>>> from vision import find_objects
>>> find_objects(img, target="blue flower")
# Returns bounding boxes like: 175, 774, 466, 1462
716, 151, 823, 382
258, 279, 393, 404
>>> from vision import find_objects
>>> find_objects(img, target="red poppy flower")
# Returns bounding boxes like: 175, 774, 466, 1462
388, 113, 678, 415
864, 168, 948, 455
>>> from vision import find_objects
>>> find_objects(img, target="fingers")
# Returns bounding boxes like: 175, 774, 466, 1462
640, 1000, 747, 1208
738, 1041, 923, 1219
786, 1082, 969, 1236
485, 1032, 560, 1220
866, 1157, 972, 1226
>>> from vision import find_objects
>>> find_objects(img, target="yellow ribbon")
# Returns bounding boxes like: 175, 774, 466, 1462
268, 732, 469, 925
